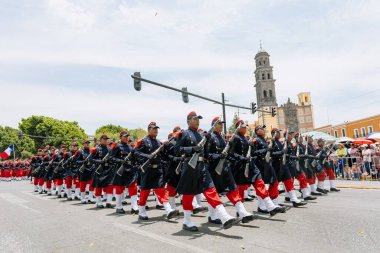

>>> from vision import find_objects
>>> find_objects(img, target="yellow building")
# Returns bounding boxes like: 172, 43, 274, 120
314, 114, 380, 138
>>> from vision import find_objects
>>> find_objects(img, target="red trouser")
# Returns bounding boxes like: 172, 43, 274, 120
94, 185, 113, 197
237, 179, 270, 201
45, 180, 52, 189
65, 177, 74, 189
182, 187, 222, 211
139, 188, 168, 206
166, 184, 177, 198
38, 178, 44, 186
80, 180, 94, 192
114, 186, 126, 195
226, 189, 242, 205
268, 182, 279, 200
325, 168, 335, 180
307, 174, 316, 185
296, 172, 308, 189
283, 178, 295, 192
317, 170, 326, 182
33, 177, 39, 186
54, 179, 63, 186
128, 182, 138, 196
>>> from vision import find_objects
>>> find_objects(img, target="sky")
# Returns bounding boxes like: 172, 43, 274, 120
0, 0, 379, 138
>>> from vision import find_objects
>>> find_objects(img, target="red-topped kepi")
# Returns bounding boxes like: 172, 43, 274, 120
187, 111, 203, 120
148, 122, 160, 129
211, 116, 225, 126
235, 119, 246, 128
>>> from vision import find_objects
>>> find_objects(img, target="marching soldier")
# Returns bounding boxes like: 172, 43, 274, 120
30, 149, 43, 191
206, 117, 254, 223
174, 112, 238, 232
52, 145, 68, 198
293, 133, 317, 200
230, 122, 286, 215
316, 138, 340, 192
43, 146, 56, 196
162, 127, 182, 214
134, 122, 177, 220
91, 134, 115, 208
64, 143, 80, 200
77, 140, 96, 204
109, 130, 139, 214
253, 125, 283, 210
305, 136, 323, 196
267, 128, 306, 207
278, 130, 307, 206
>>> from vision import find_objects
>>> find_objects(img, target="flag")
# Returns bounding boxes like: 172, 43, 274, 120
0, 145, 14, 159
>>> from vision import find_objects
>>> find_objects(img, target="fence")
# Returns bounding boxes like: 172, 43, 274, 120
328, 155, 380, 180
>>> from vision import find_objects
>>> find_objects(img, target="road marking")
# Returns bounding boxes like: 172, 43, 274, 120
113, 222, 212, 253
0, 193, 41, 214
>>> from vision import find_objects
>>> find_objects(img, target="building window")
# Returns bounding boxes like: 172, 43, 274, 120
306, 116, 312, 123
279, 118, 284, 124
334, 130, 338, 138
269, 90, 273, 97
262, 73, 265, 80
341, 129, 346, 137
263, 60, 266, 65
361, 127, 366, 137
354, 129, 359, 138
267, 73, 270, 79
298, 109, 303, 115
299, 117, 304, 123
259, 61, 261, 66
305, 107, 310, 114
263, 90, 267, 98
368, 126, 373, 134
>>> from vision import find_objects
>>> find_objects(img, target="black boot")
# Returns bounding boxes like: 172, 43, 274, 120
116, 208, 125, 214
303, 195, 317, 200
269, 206, 286, 216
292, 201, 307, 207
183, 224, 198, 232
330, 187, 340, 192
208, 216, 222, 224
257, 207, 269, 214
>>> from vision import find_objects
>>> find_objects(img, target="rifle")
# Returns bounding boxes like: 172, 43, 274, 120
244, 131, 255, 178
53, 157, 65, 174
305, 142, 309, 169
265, 136, 274, 163
295, 140, 300, 171
140, 136, 175, 173
79, 150, 91, 173
45, 158, 54, 172
175, 155, 185, 175
215, 124, 241, 175
312, 149, 323, 167
116, 150, 133, 176
189, 120, 220, 169
95, 152, 110, 175
282, 131, 288, 165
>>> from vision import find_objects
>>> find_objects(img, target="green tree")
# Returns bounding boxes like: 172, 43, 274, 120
19, 116, 87, 149
228, 113, 240, 134
95, 124, 125, 142
94, 124, 147, 143
0, 126, 35, 160
129, 128, 147, 142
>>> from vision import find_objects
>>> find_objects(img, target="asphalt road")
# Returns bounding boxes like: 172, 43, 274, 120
0, 180, 379, 253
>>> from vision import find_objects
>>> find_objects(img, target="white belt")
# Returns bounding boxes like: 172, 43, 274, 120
198, 157, 204, 162
151, 164, 159, 169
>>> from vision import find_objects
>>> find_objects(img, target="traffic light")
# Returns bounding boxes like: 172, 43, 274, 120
250, 102, 257, 114
133, 72, 142, 91
17, 131, 23, 140
271, 107, 277, 117
182, 87, 189, 103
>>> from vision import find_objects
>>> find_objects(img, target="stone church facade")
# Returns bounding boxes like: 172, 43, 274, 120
254, 48, 314, 136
